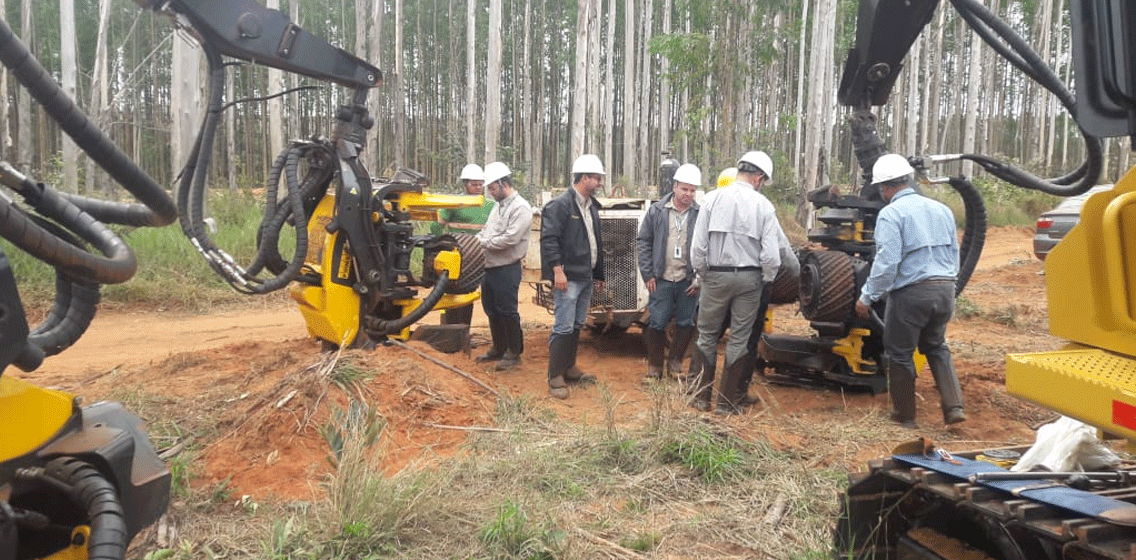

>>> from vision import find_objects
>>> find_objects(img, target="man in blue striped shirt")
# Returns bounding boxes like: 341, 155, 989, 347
854, 154, 966, 428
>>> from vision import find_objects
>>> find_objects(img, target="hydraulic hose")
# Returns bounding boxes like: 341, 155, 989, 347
948, 176, 987, 296
0, 18, 175, 227
23, 216, 101, 357
0, 165, 136, 285
947, 0, 1102, 196
369, 275, 452, 337
27, 458, 127, 560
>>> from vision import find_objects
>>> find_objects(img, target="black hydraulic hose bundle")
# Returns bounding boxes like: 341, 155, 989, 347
175, 39, 327, 295
947, 0, 1102, 196
948, 176, 987, 296
20, 458, 128, 560
0, 17, 176, 363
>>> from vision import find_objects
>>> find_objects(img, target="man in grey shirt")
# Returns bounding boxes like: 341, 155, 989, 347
475, 162, 533, 370
689, 151, 781, 414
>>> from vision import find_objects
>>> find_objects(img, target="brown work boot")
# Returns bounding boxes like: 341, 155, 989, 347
944, 407, 967, 425
495, 352, 521, 371
549, 375, 569, 400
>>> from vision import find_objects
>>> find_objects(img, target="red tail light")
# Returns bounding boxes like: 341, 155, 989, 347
1036, 217, 1054, 229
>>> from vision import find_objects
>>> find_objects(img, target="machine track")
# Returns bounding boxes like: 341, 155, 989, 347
836, 451, 1136, 560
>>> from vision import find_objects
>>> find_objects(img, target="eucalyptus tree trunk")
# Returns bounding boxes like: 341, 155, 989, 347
802, 0, 837, 213
903, 37, 920, 157
86, 0, 111, 193
171, 34, 202, 193
60, 0, 78, 192
353, 0, 372, 171
602, 0, 616, 178
793, 0, 810, 188
962, 28, 981, 177
369, 0, 384, 171
586, 0, 601, 152
485, 0, 502, 163
570, 0, 589, 159
659, 0, 671, 157
465, 0, 476, 164
622, 0, 636, 186
636, 0, 654, 195
393, 0, 405, 166
16, 1, 31, 173
225, 68, 237, 191
1035, 0, 1055, 170
267, 0, 285, 175
523, 0, 535, 183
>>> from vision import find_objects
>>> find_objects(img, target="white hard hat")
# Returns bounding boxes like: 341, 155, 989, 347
716, 167, 738, 189
459, 163, 484, 181
483, 161, 511, 185
737, 151, 773, 180
571, 154, 606, 175
871, 154, 915, 185
672, 163, 702, 187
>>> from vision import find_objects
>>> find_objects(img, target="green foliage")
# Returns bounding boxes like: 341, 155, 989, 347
318, 399, 385, 468
478, 501, 562, 560
955, 295, 982, 319
660, 429, 751, 483
925, 177, 1060, 228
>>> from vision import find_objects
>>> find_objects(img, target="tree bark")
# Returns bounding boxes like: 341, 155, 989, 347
60, 0, 78, 192
622, 0, 636, 186
16, 0, 31, 173
485, 0, 502, 163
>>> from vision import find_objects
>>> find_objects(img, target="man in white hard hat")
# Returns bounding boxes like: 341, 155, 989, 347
540, 154, 606, 399
636, 163, 701, 381
436, 163, 492, 236
435, 163, 492, 324
689, 151, 781, 414
854, 153, 965, 428
475, 162, 533, 371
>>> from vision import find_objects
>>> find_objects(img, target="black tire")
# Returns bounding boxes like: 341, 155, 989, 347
424, 233, 485, 295
798, 250, 855, 323
768, 262, 800, 305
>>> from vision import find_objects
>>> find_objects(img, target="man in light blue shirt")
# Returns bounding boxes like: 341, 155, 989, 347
854, 154, 966, 428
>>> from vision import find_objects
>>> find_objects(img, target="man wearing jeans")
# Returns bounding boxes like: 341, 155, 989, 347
689, 151, 781, 414
475, 162, 532, 371
540, 154, 606, 399
855, 153, 965, 428
636, 163, 701, 381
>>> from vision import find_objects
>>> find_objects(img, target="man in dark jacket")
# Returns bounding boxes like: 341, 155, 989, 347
540, 154, 606, 399
636, 163, 701, 381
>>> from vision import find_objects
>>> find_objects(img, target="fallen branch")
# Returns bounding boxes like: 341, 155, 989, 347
389, 340, 500, 397
422, 422, 555, 436
572, 527, 648, 559
761, 493, 789, 527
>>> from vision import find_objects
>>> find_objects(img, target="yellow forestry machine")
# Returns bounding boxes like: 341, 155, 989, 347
1, 0, 482, 558
831, 0, 1136, 559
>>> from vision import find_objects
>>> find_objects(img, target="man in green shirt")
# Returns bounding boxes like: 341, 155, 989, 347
434, 164, 493, 235
437, 163, 491, 324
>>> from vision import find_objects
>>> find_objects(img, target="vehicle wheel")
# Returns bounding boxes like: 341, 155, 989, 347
798, 250, 854, 323
424, 233, 485, 294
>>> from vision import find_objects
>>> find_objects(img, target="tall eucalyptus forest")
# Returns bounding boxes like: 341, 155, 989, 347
1, 0, 1130, 209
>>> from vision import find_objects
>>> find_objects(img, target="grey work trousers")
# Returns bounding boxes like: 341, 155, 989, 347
884, 280, 964, 413
694, 269, 763, 368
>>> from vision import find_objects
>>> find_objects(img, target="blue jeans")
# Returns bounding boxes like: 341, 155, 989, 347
551, 280, 594, 336
647, 278, 697, 330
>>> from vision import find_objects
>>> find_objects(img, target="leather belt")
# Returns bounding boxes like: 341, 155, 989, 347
708, 265, 760, 272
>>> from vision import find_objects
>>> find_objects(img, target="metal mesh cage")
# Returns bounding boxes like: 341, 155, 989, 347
593, 217, 639, 310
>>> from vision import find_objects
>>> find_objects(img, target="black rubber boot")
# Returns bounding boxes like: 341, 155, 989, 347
495, 317, 524, 371
668, 326, 696, 380
564, 328, 594, 383
926, 351, 965, 424
475, 317, 505, 363
716, 353, 754, 415
887, 360, 918, 428
690, 348, 716, 412
547, 332, 573, 399
643, 328, 666, 381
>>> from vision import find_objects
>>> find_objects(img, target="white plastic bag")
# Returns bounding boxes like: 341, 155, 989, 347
1011, 416, 1121, 472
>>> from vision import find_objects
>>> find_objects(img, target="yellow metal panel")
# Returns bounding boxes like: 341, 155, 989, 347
1007, 346, 1136, 442
396, 192, 484, 210
432, 249, 461, 280
288, 194, 360, 347
1047, 171, 1136, 357
0, 377, 74, 462
41, 526, 90, 560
